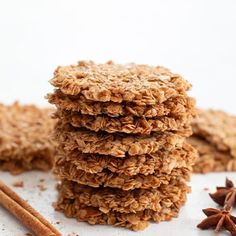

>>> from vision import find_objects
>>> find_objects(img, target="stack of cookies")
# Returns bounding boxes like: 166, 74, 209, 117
47, 61, 197, 230
190, 109, 236, 173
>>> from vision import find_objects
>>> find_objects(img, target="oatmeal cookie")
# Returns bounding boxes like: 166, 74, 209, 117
0, 102, 56, 174
190, 136, 236, 173
54, 159, 191, 191
56, 143, 197, 176
56, 109, 193, 134
192, 109, 236, 158
57, 179, 189, 214
47, 89, 195, 118
50, 60, 191, 105
54, 122, 191, 157
55, 179, 189, 230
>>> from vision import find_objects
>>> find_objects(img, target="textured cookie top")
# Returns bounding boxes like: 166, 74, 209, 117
50, 61, 191, 104
192, 109, 236, 158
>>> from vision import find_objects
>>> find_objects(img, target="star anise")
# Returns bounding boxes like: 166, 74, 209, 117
209, 178, 236, 209
197, 207, 236, 235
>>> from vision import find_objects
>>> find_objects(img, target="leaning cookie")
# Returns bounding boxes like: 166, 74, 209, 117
190, 109, 236, 173
0, 102, 56, 174
190, 136, 236, 173
192, 109, 236, 158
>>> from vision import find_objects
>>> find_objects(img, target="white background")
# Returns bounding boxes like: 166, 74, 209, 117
0, 0, 236, 114
0, 1, 236, 236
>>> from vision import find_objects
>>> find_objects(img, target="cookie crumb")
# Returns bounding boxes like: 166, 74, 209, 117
37, 184, 47, 191
203, 187, 209, 191
13, 181, 24, 188
68, 233, 79, 236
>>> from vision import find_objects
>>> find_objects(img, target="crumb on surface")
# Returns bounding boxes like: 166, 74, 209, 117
12, 180, 24, 188
37, 184, 47, 191
67, 233, 79, 236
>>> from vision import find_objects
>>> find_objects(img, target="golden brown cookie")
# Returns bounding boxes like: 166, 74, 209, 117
54, 122, 192, 157
192, 109, 236, 158
56, 109, 194, 134
56, 143, 197, 176
190, 109, 236, 173
50, 60, 191, 105
190, 136, 236, 173
0, 102, 56, 174
54, 158, 191, 191
55, 179, 189, 231
57, 179, 189, 214
47, 89, 195, 118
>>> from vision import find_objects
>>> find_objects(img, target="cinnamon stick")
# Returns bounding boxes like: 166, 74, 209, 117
0, 180, 61, 236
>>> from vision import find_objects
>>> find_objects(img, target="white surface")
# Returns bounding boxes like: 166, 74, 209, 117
1, 171, 236, 236
0, 1, 236, 236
